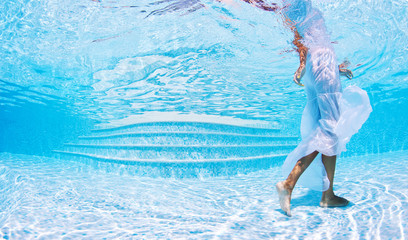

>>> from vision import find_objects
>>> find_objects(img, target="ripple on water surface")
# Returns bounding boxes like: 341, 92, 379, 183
0, 151, 407, 239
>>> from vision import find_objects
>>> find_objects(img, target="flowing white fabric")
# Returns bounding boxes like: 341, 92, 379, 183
280, 0, 373, 191
281, 0, 372, 191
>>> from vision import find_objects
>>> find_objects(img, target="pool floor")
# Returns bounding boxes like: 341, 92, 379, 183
0, 151, 407, 239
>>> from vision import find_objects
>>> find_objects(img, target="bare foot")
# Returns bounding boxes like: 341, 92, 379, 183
320, 195, 349, 208
276, 181, 292, 216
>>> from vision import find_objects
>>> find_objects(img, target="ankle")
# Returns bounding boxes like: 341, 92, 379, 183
321, 190, 335, 200
282, 181, 294, 192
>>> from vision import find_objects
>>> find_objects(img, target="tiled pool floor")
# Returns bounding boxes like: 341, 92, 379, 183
0, 151, 407, 239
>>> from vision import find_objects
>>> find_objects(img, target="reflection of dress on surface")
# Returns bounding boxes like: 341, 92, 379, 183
281, 0, 372, 191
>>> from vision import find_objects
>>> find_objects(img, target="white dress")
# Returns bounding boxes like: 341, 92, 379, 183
281, 0, 372, 191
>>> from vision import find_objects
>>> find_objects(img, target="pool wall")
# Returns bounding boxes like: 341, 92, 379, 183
1, 80, 407, 160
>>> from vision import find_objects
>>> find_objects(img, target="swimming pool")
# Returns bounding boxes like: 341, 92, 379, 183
1, 0, 407, 238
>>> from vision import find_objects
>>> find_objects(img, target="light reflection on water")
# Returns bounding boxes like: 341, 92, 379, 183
1, 0, 407, 123
0, 0, 407, 149
1, 0, 407, 156
1, 1, 408, 238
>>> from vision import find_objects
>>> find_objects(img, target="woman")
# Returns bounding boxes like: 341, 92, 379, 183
275, 0, 372, 216
153, 0, 372, 216
229, 0, 371, 216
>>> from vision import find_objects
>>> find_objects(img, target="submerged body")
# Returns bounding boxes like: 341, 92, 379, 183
183, 0, 371, 216
282, 46, 372, 191
276, 0, 372, 216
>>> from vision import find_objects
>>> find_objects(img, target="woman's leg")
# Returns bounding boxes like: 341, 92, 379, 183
276, 151, 319, 216
320, 154, 349, 207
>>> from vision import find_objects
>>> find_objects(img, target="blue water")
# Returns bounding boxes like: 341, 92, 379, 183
1, 0, 408, 238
